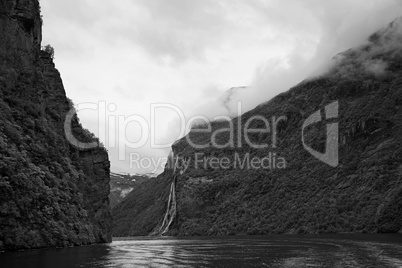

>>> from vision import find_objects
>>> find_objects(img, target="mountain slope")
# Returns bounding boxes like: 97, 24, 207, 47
113, 18, 402, 236
0, 0, 112, 250
109, 172, 150, 208
112, 167, 174, 236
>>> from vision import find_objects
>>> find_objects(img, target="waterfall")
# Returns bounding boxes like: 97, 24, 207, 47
157, 176, 177, 235
152, 151, 179, 236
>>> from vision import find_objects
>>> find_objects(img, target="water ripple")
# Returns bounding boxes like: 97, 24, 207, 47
1, 235, 402, 268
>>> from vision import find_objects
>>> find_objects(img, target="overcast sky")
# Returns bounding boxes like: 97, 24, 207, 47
41, 0, 402, 175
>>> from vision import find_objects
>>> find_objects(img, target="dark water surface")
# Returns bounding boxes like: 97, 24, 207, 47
1, 235, 402, 267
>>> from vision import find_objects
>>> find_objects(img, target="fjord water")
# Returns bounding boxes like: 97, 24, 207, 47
1, 235, 402, 268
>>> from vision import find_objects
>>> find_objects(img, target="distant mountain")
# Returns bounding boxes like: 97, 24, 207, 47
113, 18, 402, 236
109, 172, 151, 208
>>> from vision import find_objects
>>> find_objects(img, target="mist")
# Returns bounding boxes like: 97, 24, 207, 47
40, 0, 402, 174
196, 0, 402, 117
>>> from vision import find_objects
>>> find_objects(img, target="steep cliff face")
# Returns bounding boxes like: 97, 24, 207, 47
113, 18, 402, 236
0, 0, 112, 250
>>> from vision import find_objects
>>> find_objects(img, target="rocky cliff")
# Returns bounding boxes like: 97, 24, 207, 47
113, 18, 402, 236
0, 0, 112, 250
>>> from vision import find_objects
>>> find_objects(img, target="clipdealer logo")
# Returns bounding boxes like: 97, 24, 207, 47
302, 101, 339, 167
63, 100, 340, 172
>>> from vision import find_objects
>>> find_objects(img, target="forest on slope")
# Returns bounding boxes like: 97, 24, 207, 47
113, 18, 402, 237
0, 0, 112, 250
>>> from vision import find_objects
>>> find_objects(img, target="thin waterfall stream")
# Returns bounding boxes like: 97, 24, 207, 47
153, 151, 179, 235
158, 177, 177, 235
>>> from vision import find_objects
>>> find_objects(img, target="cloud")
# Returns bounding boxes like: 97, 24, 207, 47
203, 0, 402, 116
120, 188, 134, 198
131, 0, 227, 62
40, 0, 402, 174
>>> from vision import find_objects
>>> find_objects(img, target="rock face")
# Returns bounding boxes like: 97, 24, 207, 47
113, 18, 402, 236
0, 0, 112, 250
